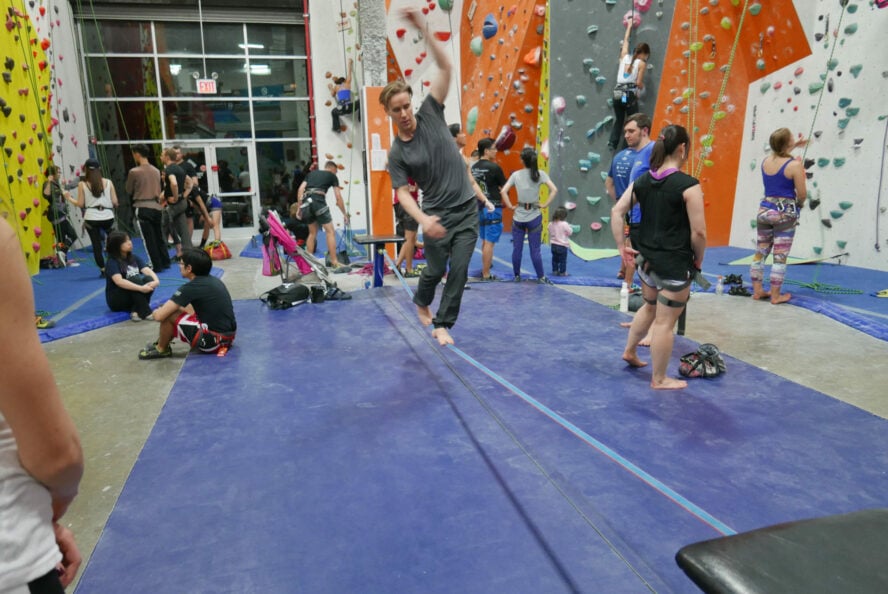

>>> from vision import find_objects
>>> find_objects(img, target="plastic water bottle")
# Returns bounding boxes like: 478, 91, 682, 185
619, 282, 630, 313
715, 276, 724, 296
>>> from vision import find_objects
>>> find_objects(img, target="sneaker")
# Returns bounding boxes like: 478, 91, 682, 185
538, 276, 554, 285
403, 270, 420, 278
130, 312, 142, 322
480, 274, 498, 282
145, 313, 155, 321
36, 316, 56, 330
513, 275, 522, 282
139, 344, 172, 360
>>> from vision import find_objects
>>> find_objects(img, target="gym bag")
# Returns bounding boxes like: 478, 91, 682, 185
678, 343, 727, 378
260, 283, 310, 310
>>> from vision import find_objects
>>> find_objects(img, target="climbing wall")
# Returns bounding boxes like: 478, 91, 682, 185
548, 0, 675, 250
309, 0, 367, 231
732, 0, 888, 271
458, 0, 546, 230
1, 0, 59, 273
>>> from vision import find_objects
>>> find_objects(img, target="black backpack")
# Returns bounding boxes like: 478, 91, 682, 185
260, 283, 310, 310
678, 343, 727, 378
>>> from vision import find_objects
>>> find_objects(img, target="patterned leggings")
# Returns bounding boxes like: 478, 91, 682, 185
750, 207, 798, 288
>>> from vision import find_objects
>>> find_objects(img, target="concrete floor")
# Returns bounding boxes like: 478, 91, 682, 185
45, 237, 887, 590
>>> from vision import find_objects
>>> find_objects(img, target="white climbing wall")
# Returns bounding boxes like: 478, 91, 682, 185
732, 0, 888, 271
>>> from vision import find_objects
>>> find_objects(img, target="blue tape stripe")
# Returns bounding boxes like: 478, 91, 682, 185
446, 345, 737, 536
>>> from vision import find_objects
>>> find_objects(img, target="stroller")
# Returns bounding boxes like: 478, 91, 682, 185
258, 209, 351, 301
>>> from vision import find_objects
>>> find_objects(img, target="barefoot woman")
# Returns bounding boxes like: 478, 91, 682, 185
382, 8, 492, 346
611, 125, 706, 390
750, 128, 807, 304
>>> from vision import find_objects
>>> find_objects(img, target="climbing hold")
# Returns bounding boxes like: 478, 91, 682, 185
812, 246, 823, 255
845, 107, 859, 117
567, 187, 578, 197
750, 219, 757, 229
808, 81, 824, 94
838, 201, 853, 210
838, 98, 852, 108
570, 224, 581, 234
836, 240, 847, 249
594, 76, 607, 85
470, 37, 483, 56
587, 196, 602, 206
713, 111, 727, 121
837, 118, 850, 130
564, 202, 577, 211
583, 58, 595, 68
821, 219, 832, 228
794, 67, 804, 77
833, 158, 846, 168
586, 25, 599, 35
482, 14, 498, 39
844, 23, 858, 35
804, 158, 815, 169
552, 96, 566, 115
756, 59, 765, 71
576, 95, 587, 107
622, 11, 642, 28
438, 0, 453, 10
702, 62, 715, 72
750, 159, 757, 170
600, 172, 608, 182
634, 0, 653, 12
817, 158, 830, 167
589, 67, 601, 76
590, 222, 603, 231
748, 3, 761, 15
587, 152, 601, 165
720, 17, 732, 30
466, 106, 479, 134
600, 216, 611, 225
579, 159, 592, 172
830, 210, 844, 220
849, 64, 862, 78
809, 198, 821, 210
760, 82, 771, 93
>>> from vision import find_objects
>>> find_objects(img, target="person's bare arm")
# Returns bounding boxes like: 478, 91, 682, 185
611, 182, 634, 251
75, 181, 86, 208
635, 59, 647, 91
333, 187, 350, 223
395, 185, 445, 238
109, 180, 119, 208
0, 220, 83, 519
788, 161, 807, 206
540, 180, 558, 210
605, 175, 616, 202
151, 298, 183, 323
167, 174, 179, 203
500, 178, 515, 210
404, 9, 450, 105
684, 184, 707, 269
619, 21, 632, 60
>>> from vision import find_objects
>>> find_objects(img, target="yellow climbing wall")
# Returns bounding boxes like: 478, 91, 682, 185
0, 1, 56, 274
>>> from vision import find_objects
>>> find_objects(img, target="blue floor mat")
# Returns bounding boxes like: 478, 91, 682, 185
34, 242, 222, 343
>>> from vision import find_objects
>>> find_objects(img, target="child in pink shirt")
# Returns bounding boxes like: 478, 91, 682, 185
548, 206, 573, 276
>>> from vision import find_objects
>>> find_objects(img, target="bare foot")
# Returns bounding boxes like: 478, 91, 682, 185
622, 351, 648, 367
638, 333, 652, 347
771, 292, 791, 304
416, 305, 433, 326
651, 377, 688, 390
432, 327, 454, 346
751, 291, 769, 300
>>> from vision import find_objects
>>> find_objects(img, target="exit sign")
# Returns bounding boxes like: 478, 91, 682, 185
196, 79, 217, 94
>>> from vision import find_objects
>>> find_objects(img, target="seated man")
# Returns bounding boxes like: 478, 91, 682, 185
139, 248, 237, 360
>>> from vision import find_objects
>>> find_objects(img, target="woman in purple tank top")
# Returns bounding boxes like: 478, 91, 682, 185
750, 128, 808, 304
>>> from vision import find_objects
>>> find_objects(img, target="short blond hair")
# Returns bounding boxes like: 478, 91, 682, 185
379, 80, 412, 109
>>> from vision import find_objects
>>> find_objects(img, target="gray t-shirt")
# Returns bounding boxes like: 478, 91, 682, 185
507, 168, 550, 223
388, 95, 475, 211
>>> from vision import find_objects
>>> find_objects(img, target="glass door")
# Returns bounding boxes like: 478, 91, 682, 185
179, 142, 259, 236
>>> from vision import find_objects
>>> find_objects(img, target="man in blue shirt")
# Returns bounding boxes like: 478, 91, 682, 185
605, 113, 653, 283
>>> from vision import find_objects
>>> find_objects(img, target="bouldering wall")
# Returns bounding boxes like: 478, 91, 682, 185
731, 0, 888, 271
548, 0, 674, 250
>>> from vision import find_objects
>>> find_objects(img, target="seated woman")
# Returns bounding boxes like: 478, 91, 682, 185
104, 231, 160, 322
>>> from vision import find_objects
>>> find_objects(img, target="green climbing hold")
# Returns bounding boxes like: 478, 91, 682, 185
583, 58, 595, 68
750, 159, 757, 170
808, 81, 824, 94
817, 158, 830, 167
601, 115, 615, 125
702, 159, 715, 168
838, 98, 852, 108
847, 3, 857, 13
600, 216, 611, 225
438, 0, 453, 10
594, 76, 607, 85
701, 135, 714, 147
567, 187, 578, 197
849, 64, 863, 78
845, 107, 859, 117
833, 158, 846, 168
748, 3, 762, 16
579, 159, 592, 172
565, 119, 575, 127
756, 59, 766, 71
570, 224, 581, 234
830, 210, 844, 219
760, 82, 771, 94
827, 58, 839, 71
470, 37, 483, 57
713, 111, 727, 121
702, 62, 715, 72
837, 118, 850, 130
836, 240, 847, 249
690, 41, 704, 52
587, 196, 602, 206
587, 152, 601, 165
576, 95, 587, 107
838, 201, 853, 210
750, 219, 757, 229
812, 246, 823, 255
600, 172, 608, 182
586, 25, 599, 35
720, 17, 732, 30
466, 106, 479, 134
590, 67, 601, 76
844, 23, 858, 35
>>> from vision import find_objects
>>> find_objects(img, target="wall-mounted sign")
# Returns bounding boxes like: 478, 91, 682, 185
196, 79, 217, 95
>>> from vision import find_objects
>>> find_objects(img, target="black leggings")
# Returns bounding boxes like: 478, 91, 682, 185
84, 218, 114, 270
28, 568, 65, 593
107, 287, 154, 318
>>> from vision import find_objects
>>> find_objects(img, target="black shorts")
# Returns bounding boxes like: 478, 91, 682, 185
394, 202, 419, 233
300, 194, 331, 225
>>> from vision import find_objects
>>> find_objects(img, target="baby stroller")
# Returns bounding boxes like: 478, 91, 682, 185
258, 209, 351, 301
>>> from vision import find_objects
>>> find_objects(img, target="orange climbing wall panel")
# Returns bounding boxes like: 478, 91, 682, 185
654, 1, 810, 246
459, 1, 545, 230
363, 87, 397, 255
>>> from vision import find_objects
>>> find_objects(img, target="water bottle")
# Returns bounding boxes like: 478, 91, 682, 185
619, 282, 630, 313
715, 276, 724, 296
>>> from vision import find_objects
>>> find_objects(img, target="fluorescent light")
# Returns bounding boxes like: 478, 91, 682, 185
169, 63, 182, 75
248, 64, 271, 75
238, 43, 265, 49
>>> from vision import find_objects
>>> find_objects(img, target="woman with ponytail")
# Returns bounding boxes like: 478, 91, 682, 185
610, 125, 707, 389
500, 147, 559, 283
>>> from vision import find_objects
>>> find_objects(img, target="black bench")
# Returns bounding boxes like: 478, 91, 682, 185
353, 234, 405, 287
